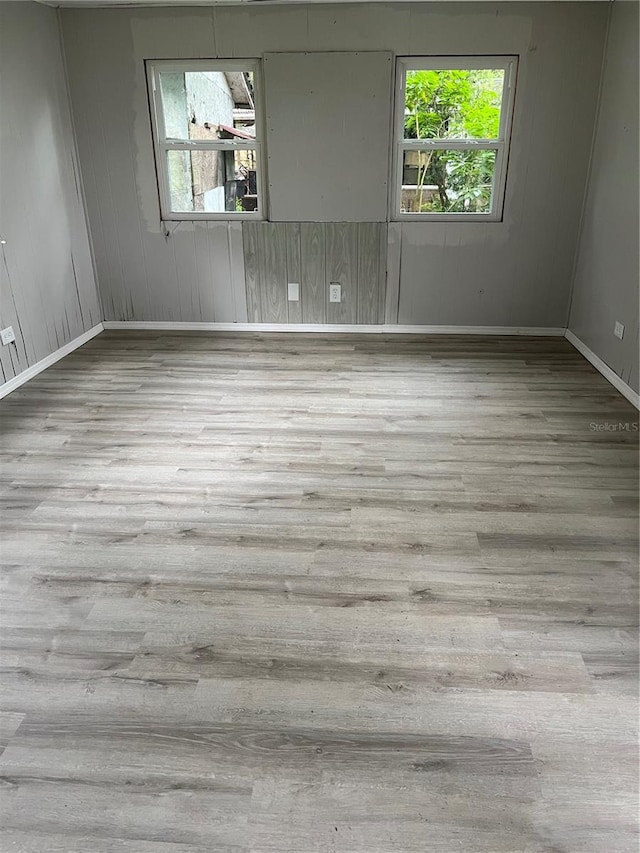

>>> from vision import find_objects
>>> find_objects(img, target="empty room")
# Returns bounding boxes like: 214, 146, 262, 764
0, 0, 638, 849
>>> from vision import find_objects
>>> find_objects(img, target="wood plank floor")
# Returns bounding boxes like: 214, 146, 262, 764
1, 331, 638, 852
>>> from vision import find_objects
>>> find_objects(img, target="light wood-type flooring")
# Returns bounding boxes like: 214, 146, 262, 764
1, 331, 638, 852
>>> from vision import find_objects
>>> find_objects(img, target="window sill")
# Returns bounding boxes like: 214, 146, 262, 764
161, 213, 264, 222
393, 213, 504, 223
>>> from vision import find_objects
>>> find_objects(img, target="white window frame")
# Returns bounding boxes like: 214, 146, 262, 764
146, 59, 265, 221
393, 56, 518, 222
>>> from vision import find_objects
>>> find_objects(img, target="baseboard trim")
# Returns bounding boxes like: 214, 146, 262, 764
103, 320, 566, 336
103, 321, 382, 333
384, 325, 565, 336
565, 329, 639, 409
0, 323, 104, 400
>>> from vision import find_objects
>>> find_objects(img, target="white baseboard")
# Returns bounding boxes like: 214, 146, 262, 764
103, 321, 381, 333
102, 320, 565, 336
383, 325, 565, 336
565, 329, 639, 409
0, 323, 104, 400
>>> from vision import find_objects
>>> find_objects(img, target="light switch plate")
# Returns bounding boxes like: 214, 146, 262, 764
614, 321, 624, 340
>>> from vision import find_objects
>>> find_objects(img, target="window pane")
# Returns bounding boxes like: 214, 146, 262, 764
403, 69, 505, 140
167, 149, 259, 214
159, 70, 256, 141
401, 149, 497, 214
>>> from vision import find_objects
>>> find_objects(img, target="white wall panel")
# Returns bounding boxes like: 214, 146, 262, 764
568, 1, 639, 395
0, 2, 100, 388
396, 2, 607, 328
264, 51, 392, 222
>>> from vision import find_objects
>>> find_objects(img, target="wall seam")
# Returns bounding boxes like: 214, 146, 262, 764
564, 0, 614, 331
56, 7, 105, 325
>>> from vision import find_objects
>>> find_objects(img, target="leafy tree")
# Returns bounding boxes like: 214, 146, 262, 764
403, 69, 503, 213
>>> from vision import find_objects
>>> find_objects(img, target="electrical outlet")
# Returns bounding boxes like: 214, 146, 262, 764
287, 282, 300, 302
329, 283, 341, 303
0, 326, 15, 346
614, 321, 624, 340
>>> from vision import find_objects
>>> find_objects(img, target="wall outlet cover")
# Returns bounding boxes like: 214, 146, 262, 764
329, 283, 342, 303
614, 321, 624, 340
0, 326, 15, 345
287, 282, 300, 302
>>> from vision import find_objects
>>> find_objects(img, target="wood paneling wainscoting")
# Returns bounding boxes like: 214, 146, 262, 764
243, 222, 387, 325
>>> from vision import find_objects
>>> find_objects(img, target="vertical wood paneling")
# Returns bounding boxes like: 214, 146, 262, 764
93, 125, 129, 319
243, 222, 262, 323
228, 222, 248, 323
326, 223, 358, 324
568, 1, 639, 394
377, 223, 388, 325
0, 3, 100, 390
285, 223, 302, 324
242, 222, 387, 325
65, 126, 103, 332
0, 249, 28, 382
73, 111, 115, 321
300, 223, 326, 325
172, 226, 199, 321
139, 232, 180, 322
385, 222, 402, 324
207, 223, 236, 322
84, 14, 132, 323
193, 222, 216, 322
258, 223, 288, 324
357, 223, 381, 325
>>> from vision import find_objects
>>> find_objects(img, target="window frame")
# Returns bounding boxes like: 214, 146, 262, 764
146, 58, 265, 221
392, 55, 518, 222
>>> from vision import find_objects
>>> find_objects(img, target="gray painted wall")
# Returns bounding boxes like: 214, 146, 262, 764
0, 2, 101, 387
568, 1, 639, 394
61, 3, 607, 327
264, 52, 393, 223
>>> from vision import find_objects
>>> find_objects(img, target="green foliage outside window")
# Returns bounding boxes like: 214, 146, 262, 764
403, 69, 504, 213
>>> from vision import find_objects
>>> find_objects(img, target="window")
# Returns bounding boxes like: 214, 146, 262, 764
147, 60, 263, 220
394, 57, 517, 220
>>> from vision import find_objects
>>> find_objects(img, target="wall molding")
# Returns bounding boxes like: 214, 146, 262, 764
103, 321, 566, 336
0, 323, 104, 399
383, 325, 565, 336
565, 329, 639, 409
